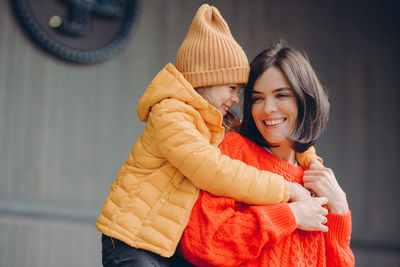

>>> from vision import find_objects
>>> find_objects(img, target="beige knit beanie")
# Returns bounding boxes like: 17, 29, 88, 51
175, 4, 249, 88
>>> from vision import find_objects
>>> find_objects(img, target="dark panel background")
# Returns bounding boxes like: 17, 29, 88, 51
0, 0, 399, 266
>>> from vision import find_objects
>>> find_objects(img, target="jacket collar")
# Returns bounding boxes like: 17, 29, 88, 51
137, 63, 223, 128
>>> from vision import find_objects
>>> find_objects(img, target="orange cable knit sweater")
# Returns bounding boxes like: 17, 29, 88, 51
180, 132, 354, 267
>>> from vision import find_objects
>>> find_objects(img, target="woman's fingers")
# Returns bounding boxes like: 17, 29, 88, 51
289, 182, 312, 201
316, 197, 328, 205
289, 197, 330, 232
303, 170, 331, 182
303, 163, 349, 214
322, 207, 329, 216
303, 170, 326, 179
309, 158, 324, 169
320, 223, 329, 232
302, 174, 320, 182
303, 182, 315, 192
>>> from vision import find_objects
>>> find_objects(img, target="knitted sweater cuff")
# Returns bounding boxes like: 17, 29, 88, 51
258, 203, 297, 238
326, 210, 352, 242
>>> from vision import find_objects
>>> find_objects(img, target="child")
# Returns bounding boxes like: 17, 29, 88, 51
96, 4, 319, 266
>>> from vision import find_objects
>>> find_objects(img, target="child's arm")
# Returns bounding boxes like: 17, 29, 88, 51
151, 102, 286, 205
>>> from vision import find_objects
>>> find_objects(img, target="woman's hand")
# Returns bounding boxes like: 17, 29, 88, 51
289, 197, 329, 232
289, 182, 312, 202
303, 159, 349, 214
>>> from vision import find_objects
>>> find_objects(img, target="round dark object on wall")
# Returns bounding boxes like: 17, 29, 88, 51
13, 0, 140, 64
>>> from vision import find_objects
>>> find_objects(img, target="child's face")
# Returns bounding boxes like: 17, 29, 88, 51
202, 84, 242, 116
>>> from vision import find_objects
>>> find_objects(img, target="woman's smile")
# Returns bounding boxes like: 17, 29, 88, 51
263, 118, 286, 127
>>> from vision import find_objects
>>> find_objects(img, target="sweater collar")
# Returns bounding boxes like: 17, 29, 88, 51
263, 147, 299, 166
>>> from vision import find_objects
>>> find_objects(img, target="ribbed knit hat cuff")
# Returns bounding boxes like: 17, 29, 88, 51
182, 66, 250, 88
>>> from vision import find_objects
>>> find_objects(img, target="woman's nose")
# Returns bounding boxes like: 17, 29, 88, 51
264, 98, 277, 113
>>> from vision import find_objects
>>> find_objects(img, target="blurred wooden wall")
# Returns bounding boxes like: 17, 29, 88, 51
0, 0, 399, 266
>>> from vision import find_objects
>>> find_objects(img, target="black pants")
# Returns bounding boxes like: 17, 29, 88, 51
101, 234, 195, 267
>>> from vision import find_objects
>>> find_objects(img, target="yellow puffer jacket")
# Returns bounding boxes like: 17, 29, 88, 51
96, 63, 291, 257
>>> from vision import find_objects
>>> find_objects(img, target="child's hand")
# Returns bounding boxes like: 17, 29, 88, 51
289, 182, 312, 202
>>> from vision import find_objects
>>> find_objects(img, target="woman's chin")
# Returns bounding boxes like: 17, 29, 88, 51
263, 137, 282, 146
264, 138, 292, 149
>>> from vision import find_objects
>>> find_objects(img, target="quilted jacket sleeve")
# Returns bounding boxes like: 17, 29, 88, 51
296, 146, 323, 169
150, 102, 288, 205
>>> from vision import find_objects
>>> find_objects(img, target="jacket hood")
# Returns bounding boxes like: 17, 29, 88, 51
137, 63, 223, 126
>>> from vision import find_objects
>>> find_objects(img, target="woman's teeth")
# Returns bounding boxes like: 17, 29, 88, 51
264, 119, 284, 126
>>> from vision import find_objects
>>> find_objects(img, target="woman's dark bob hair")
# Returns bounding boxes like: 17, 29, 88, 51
239, 43, 330, 153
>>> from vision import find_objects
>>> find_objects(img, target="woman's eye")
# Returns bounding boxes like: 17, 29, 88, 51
276, 93, 289, 98
252, 96, 262, 103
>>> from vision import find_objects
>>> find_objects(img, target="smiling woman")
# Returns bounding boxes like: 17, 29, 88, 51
180, 43, 354, 267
